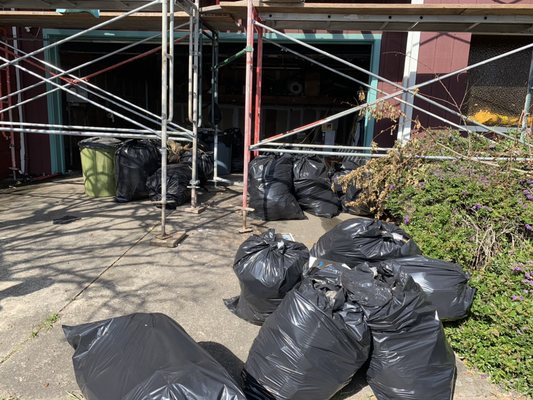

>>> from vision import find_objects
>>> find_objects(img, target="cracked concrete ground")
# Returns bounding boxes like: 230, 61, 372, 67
0, 177, 528, 400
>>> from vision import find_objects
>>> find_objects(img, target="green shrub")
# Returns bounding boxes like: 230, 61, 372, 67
340, 131, 533, 395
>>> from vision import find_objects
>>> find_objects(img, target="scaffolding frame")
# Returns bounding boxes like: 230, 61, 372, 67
239, 0, 533, 231
0, 0, 205, 238
1, 1, 533, 236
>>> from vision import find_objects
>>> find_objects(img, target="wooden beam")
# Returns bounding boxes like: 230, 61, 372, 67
0, 10, 238, 32
219, 1, 533, 17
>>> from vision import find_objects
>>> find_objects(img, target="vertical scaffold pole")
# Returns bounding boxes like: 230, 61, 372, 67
253, 26, 263, 158
241, 0, 254, 233
212, 31, 220, 186
160, 0, 169, 236
190, 0, 200, 209
521, 49, 533, 142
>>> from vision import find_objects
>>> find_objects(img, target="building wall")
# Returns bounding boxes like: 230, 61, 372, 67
0, 27, 52, 180
0, 28, 18, 180
374, 32, 407, 147
19, 28, 52, 177
413, 0, 533, 129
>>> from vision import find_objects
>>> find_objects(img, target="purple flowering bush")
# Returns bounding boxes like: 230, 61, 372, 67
340, 131, 533, 395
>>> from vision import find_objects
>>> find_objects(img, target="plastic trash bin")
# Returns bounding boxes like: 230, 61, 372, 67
78, 137, 121, 198
217, 129, 235, 176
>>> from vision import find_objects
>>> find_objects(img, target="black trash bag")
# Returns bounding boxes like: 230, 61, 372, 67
293, 155, 341, 218
179, 149, 214, 185
341, 184, 373, 216
331, 170, 349, 195
146, 164, 192, 208
330, 159, 374, 217
63, 313, 246, 400
310, 218, 421, 265
377, 256, 476, 321
225, 229, 309, 325
243, 263, 371, 400
115, 139, 161, 202
248, 155, 304, 221
342, 263, 456, 400
331, 169, 372, 217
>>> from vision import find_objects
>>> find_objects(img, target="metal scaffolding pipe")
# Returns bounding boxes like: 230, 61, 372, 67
11, 25, 25, 176
263, 39, 495, 144
168, 0, 176, 124
254, 147, 533, 161
253, 26, 263, 158
0, 120, 191, 139
0, 29, 17, 180
521, 49, 533, 142
211, 31, 220, 186
0, 0, 160, 70
241, 0, 255, 232
254, 21, 533, 147
257, 142, 389, 151
0, 126, 170, 140
160, 0, 170, 236
0, 31, 193, 136
0, 54, 162, 135
190, 0, 200, 208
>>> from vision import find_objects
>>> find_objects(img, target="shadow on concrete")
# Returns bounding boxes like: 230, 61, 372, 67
198, 341, 245, 384
0, 179, 244, 320
0, 277, 54, 302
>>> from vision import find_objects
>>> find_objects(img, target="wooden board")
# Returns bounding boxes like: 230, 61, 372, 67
217, 1, 533, 34
2, 3, 533, 34
220, 2, 533, 17
0, 10, 240, 32
0, 0, 161, 11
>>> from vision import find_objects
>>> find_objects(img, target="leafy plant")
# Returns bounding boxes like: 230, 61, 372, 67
340, 130, 533, 395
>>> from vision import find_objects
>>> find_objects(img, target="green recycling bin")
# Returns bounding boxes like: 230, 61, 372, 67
78, 137, 122, 198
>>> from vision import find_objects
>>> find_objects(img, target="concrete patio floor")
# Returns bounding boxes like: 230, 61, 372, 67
0, 177, 527, 400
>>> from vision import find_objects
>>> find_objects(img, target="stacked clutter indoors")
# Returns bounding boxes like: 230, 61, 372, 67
63, 217, 475, 400
248, 154, 366, 220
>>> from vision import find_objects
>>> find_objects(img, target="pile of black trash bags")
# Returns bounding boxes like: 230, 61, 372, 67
63, 218, 475, 400
248, 154, 367, 221
114, 139, 214, 208
225, 218, 476, 399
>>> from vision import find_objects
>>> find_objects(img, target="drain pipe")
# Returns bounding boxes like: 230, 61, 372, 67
12, 24, 26, 175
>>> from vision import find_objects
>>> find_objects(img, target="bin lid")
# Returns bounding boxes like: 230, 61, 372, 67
79, 137, 122, 150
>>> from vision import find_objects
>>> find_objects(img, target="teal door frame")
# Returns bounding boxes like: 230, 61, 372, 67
43, 31, 65, 174
43, 29, 381, 170
217, 31, 382, 145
